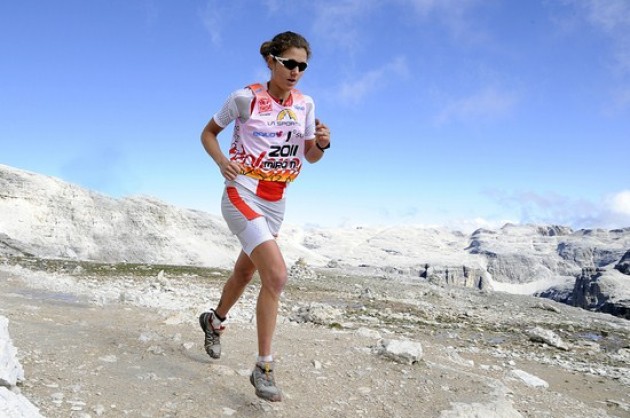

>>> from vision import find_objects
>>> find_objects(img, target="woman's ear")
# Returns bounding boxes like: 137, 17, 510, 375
266, 54, 274, 70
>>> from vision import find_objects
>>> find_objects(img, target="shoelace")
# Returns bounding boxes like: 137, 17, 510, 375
256, 363, 273, 382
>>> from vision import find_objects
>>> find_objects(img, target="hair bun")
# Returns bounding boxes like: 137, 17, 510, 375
260, 41, 274, 58
259, 31, 311, 60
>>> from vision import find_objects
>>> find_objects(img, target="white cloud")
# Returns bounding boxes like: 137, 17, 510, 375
572, 1, 630, 112
199, 0, 224, 46
404, 0, 477, 17
435, 87, 518, 124
608, 190, 630, 216
262, 0, 284, 13
559, 0, 630, 77
446, 217, 516, 234
311, 0, 379, 52
615, 85, 630, 108
485, 189, 630, 230
582, 0, 630, 33
402, 0, 486, 42
336, 56, 409, 104
295, 0, 487, 55
552, 1, 630, 113
582, 0, 630, 75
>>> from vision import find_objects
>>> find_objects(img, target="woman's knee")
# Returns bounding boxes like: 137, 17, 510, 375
231, 265, 256, 285
262, 268, 287, 297
231, 251, 256, 284
249, 240, 287, 296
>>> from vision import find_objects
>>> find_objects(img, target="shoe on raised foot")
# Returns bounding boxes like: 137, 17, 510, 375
250, 361, 283, 402
198, 309, 225, 359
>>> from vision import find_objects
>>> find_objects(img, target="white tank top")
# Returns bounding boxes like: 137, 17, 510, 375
213, 83, 316, 201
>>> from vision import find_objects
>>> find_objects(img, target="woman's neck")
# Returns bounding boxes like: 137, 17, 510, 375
267, 82, 290, 104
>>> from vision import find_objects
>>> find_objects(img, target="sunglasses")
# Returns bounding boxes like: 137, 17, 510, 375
272, 55, 308, 72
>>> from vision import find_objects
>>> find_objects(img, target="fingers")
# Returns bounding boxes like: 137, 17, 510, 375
221, 161, 243, 181
315, 120, 328, 135
315, 120, 330, 145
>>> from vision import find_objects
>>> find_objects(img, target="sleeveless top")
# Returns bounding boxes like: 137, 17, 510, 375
213, 83, 316, 201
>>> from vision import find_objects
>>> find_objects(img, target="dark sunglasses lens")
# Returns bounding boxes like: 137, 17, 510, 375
283, 59, 307, 72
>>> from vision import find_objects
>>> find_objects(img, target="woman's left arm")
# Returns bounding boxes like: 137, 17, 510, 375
304, 118, 331, 163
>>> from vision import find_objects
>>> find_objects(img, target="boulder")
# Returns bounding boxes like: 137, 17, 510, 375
0, 316, 43, 417
0, 387, 44, 418
373, 339, 423, 364
527, 326, 570, 351
289, 303, 343, 325
0, 317, 24, 387
510, 369, 549, 388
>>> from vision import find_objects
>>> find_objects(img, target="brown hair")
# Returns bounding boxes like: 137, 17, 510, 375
260, 31, 311, 60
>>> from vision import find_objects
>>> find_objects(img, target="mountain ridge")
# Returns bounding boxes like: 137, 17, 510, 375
1, 163, 629, 318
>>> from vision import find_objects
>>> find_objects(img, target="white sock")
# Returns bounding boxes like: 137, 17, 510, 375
210, 309, 226, 328
211, 316, 223, 329
258, 355, 273, 363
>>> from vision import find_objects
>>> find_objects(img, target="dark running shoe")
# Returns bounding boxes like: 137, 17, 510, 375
198, 309, 225, 359
250, 361, 283, 402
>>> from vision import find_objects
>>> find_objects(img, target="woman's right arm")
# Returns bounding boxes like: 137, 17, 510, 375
201, 118, 242, 181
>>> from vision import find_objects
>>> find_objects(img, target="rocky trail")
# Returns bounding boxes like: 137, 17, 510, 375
1, 261, 629, 417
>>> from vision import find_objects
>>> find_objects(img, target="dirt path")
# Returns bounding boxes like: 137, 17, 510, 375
1, 267, 629, 418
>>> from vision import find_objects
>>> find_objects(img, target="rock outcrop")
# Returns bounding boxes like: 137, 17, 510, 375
424, 264, 493, 290
0, 164, 239, 268
537, 267, 630, 319
615, 250, 630, 275
0, 316, 44, 418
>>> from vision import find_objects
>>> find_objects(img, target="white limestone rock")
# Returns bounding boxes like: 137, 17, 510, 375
439, 398, 524, 418
288, 258, 318, 280
0, 387, 44, 418
289, 303, 343, 325
527, 326, 571, 351
0, 316, 43, 418
374, 339, 423, 365
510, 369, 549, 388
354, 327, 382, 340
0, 316, 24, 387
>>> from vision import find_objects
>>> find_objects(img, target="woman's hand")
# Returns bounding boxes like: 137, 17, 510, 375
219, 160, 243, 181
201, 118, 243, 180
315, 118, 330, 149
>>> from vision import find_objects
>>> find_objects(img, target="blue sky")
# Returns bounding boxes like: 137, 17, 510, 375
1, 0, 629, 232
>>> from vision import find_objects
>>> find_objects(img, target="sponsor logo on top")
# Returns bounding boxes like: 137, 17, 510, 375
258, 97, 272, 113
254, 131, 283, 138
268, 109, 299, 126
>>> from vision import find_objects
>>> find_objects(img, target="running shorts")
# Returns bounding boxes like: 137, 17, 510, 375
221, 181, 286, 256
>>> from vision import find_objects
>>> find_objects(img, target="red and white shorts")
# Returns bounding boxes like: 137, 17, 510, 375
221, 181, 285, 256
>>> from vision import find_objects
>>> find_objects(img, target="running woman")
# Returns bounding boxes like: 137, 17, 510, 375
198, 31, 331, 402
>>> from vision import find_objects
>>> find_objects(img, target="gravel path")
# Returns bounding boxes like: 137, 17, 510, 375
1, 265, 629, 418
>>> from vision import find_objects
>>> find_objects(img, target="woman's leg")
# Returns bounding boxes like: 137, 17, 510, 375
215, 250, 257, 318
248, 239, 287, 357
200, 250, 256, 359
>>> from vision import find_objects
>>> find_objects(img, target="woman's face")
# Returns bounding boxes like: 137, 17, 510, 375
268, 47, 308, 91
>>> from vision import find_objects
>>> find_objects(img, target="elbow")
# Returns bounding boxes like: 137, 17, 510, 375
201, 129, 215, 148
305, 154, 319, 164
